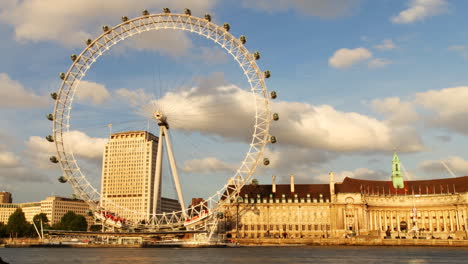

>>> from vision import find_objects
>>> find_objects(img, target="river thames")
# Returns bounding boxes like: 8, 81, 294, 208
0, 246, 467, 264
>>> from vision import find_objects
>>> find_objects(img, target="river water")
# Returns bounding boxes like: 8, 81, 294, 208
0, 246, 467, 264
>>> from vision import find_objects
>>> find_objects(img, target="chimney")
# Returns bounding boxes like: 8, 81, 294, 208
272, 175, 276, 193
329, 172, 335, 195
290, 174, 295, 193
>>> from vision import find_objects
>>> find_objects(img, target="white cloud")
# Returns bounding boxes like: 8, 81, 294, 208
371, 97, 419, 125
415, 86, 468, 134
0, 151, 20, 168
116, 88, 151, 107
0, 0, 217, 52
328, 48, 372, 69
391, 0, 448, 24
448, 45, 468, 59
75, 80, 110, 105
241, 0, 361, 18
418, 156, 468, 176
0, 73, 48, 108
374, 39, 396, 51
25, 131, 107, 169
368, 58, 393, 69
271, 102, 423, 152
120, 73, 424, 153
181, 157, 236, 174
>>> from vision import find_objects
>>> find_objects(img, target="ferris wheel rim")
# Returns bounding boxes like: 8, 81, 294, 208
51, 11, 272, 228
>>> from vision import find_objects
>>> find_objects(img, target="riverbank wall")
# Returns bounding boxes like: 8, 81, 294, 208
237, 238, 468, 247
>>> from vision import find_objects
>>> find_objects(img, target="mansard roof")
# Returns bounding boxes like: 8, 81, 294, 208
238, 184, 331, 200
235, 176, 468, 198
337, 176, 468, 195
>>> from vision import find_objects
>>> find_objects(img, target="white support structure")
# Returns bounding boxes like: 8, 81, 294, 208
162, 126, 187, 218
152, 127, 164, 219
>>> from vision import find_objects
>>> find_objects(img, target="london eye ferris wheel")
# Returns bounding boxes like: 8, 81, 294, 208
46, 8, 279, 232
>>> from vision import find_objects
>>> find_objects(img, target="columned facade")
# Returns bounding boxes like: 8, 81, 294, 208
222, 176, 468, 240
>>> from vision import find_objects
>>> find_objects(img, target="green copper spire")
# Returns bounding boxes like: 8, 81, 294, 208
392, 153, 404, 189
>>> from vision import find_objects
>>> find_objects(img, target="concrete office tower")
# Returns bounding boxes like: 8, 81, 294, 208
101, 131, 159, 223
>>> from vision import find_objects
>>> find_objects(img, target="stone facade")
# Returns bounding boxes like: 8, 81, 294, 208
0, 196, 93, 227
222, 175, 468, 240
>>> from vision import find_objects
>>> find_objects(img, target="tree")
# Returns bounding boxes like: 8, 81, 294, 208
89, 224, 102, 232
6, 208, 31, 237
54, 211, 88, 231
0, 222, 8, 238
33, 213, 49, 226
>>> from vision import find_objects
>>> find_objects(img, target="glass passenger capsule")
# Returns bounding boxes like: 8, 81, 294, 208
205, 14, 211, 22
59, 72, 65, 80
163, 8, 171, 14
184, 8, 191, 16
272, 113, 279, 121
102, 25, 110, 32
50, 156, 59, 163
121, 16, 128, 22
270, 91, 277, 99
58, 176, 67, 183
223, 23, 230, 31
264, 70, 271, 78
270, 136, 277, 144
46, 135, 54, 142
46, 114, 54, 121
240, 35, 246, 44
263, 158, 270, 166
70, 54, 77, 62
142, 10, 150, 16
50, 92, 58, 100
85, 38, 93, 45
253, 51, 260, 60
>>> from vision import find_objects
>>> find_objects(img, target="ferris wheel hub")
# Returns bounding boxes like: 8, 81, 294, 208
154, 111, 169, 128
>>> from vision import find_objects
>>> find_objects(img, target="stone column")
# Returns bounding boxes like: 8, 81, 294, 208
389, 211, 393, 231
455, 207, 461, 231
429, 210, 434, 232
397, 213, 401, 232
378, 211, 382, 231
442, 210, 447, 232
384, 211, 388, 231
436, 210, 440, 233
449, 210, 454, 232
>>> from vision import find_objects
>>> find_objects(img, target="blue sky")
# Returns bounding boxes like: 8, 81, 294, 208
1, 0, 468, 204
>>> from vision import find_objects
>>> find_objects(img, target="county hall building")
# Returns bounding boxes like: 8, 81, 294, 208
222, 154, 468, 240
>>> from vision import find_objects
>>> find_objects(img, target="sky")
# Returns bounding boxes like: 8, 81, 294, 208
1, 0, 468, 204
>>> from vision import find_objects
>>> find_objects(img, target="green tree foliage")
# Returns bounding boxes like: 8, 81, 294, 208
6, 208, 31, 237
33, 213, 49, 227
53, 211, 87, 231
0, 222, 8, 238
89, 224, 102, 232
